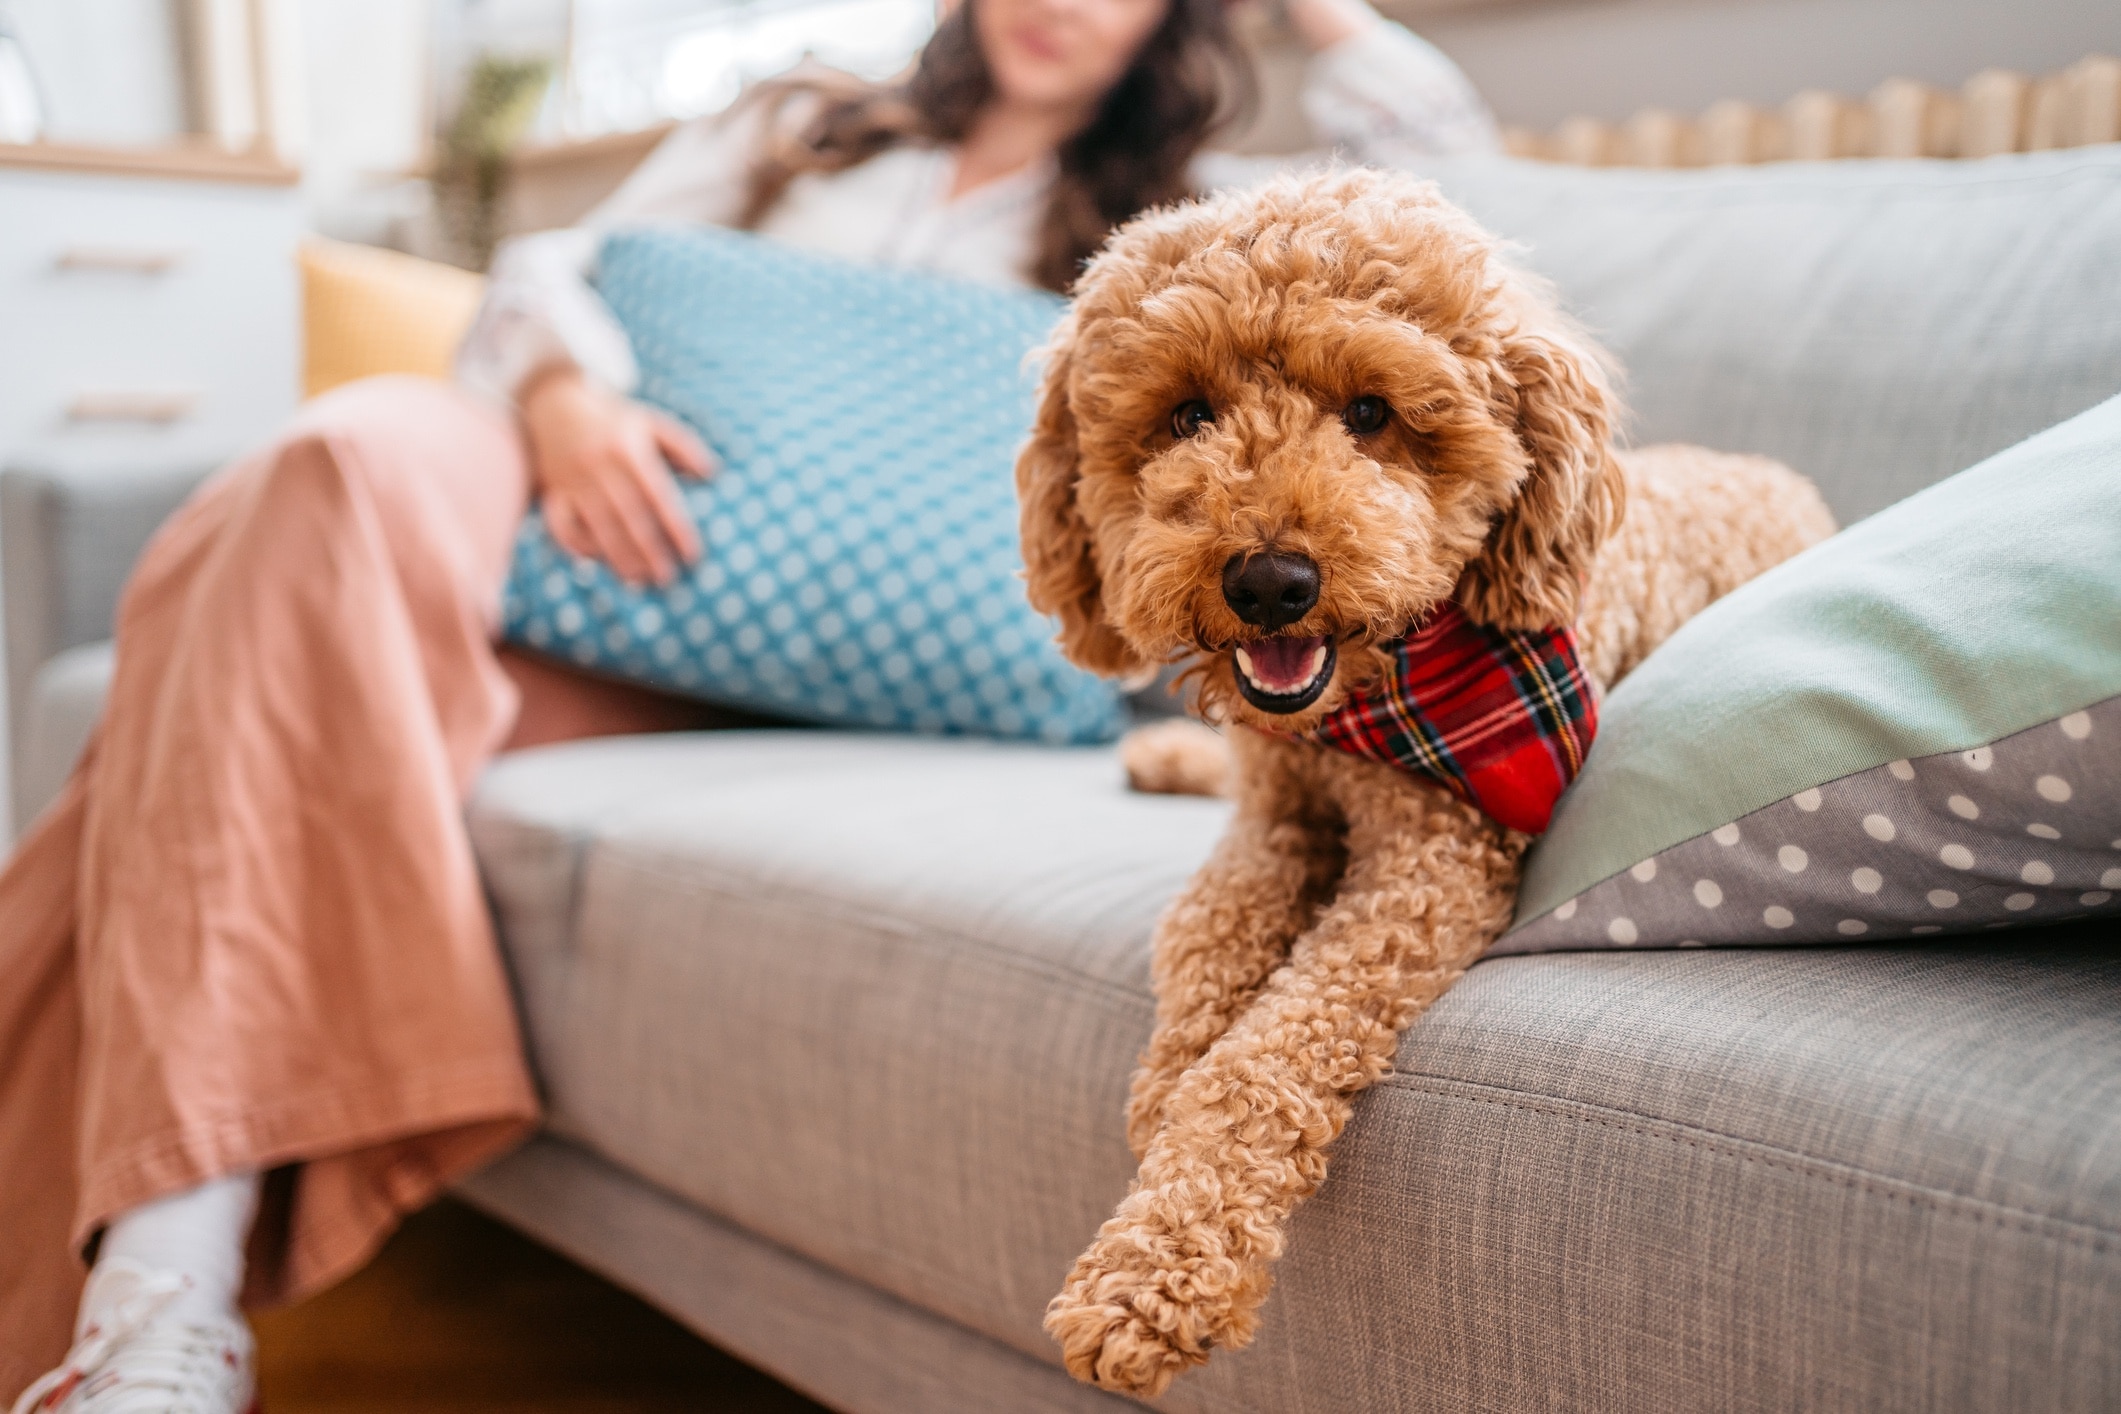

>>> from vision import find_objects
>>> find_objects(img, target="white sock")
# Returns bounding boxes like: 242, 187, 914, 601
85, 1172, 260, 1335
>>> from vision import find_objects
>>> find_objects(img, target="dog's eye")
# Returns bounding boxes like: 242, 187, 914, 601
1170, 400, 1215, 439
1342, 396, 1389, 436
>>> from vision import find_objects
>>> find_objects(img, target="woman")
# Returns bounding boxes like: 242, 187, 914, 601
1, 0, 1494, 1404
473, 0, 1496, 588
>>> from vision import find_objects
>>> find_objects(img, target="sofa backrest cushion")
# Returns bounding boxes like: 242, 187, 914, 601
1414, 146, 2121, 525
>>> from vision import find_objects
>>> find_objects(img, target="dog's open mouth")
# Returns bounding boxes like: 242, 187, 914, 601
1232, 634, 1336, 713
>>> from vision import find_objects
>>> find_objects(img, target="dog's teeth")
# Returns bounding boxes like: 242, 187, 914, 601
1234, 640, 1332, 695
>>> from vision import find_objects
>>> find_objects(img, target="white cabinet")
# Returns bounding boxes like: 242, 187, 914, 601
0, 158, 302, 472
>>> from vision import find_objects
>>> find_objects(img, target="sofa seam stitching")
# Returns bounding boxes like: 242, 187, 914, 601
1384, 1074, 2119, 1249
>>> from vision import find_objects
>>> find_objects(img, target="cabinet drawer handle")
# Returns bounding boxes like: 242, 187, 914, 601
67, 392, 199, 424
56, 248, 188, 275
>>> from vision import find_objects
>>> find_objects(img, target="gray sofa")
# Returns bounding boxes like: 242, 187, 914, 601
7, 148, 2120, 1412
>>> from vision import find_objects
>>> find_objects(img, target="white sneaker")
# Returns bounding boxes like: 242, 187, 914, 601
10, 1260, 255, 1414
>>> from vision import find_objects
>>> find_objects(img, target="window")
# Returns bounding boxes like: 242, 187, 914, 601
559, 0, 935, 136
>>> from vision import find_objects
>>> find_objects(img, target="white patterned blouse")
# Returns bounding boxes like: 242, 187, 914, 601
456, 21, 1498, 406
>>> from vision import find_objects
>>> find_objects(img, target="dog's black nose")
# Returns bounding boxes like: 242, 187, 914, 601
1222, 552, 1320, 629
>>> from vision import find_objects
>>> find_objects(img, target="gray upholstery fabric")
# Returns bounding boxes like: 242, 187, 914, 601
1, 461, 208, 830
470, 731, 2121, 1413
1413, 147, 2121, 525
12, 151, 2121, 1410
459, 1134, 1133, 1414
469, 732, 1203, 1361
16, 642, 113, 831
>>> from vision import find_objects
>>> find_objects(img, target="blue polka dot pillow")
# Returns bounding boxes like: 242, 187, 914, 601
1501, 393, 2121, 953
500, 226, 1125, 745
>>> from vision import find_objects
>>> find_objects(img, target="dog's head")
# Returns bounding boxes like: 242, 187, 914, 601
1018, 168, 1623, 731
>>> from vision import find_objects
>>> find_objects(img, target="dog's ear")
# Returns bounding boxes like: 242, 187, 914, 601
1017, 321, 1140, 676
1456, 307, 1626, 631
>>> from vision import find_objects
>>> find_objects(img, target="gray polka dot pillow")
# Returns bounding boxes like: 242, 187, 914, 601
1499, 393, 2121, 954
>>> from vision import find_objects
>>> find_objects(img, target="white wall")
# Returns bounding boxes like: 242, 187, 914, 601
1405, 0, 2121, 129
6, 0, 190, 145
294, 0, 434, 240
3, 0, 435, 238
431, 0, 568, 122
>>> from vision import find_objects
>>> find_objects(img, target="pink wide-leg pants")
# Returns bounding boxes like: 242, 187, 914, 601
0, 376, 709, 1391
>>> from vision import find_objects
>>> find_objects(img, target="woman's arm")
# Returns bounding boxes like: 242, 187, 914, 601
455, 102, 772, 407
517, 364, 710, 586
1288, 0, 1501, 159
453, 103, 785, 582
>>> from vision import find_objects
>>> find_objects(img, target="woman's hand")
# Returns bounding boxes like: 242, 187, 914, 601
520, 365, 713, 586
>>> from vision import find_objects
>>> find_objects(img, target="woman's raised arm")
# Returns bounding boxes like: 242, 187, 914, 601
1184, 2, 1498, 196
1272, 0, 1493, 164
1290, 0, 1500, 161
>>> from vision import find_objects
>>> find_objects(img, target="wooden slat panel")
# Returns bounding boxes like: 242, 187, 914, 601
1961, 68, 2031, 157
1527, 51, 2115, 168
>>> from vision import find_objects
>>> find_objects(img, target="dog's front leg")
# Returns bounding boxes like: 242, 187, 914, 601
1126, 730, 1345, 1157
1048, 768, 1522, 1396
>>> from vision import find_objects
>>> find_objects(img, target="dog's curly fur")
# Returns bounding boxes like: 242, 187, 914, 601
1017, 169, 1836, 1396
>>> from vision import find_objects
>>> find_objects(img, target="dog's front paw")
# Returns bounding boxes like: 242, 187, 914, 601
1044, 1224, 1268, 1396
1120, 719, 1230, 797
1045, 1263, 1215, 1397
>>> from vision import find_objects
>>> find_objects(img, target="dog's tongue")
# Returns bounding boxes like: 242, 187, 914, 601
1239, 635, 1327, 693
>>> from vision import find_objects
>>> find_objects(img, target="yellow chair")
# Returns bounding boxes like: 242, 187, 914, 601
299, 239, 487, 398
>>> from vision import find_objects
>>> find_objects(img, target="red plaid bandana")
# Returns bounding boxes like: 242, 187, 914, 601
1297, 601, 1597, 835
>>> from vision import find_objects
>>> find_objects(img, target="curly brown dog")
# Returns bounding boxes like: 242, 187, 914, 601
1016, 168, 1836, 1395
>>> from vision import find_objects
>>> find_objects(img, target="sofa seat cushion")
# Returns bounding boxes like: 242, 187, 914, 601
469, 731, 2121, 1412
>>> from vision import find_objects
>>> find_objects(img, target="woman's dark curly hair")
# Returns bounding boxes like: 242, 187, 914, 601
737, 0, 1252, 292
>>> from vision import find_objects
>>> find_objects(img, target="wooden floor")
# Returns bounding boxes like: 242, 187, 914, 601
253, 1199, 831, 1414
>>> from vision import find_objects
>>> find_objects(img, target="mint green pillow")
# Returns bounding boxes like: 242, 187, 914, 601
1500, 393, 2121, 953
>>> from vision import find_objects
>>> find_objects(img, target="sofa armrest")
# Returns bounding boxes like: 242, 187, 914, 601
2, 460, 211, 826
15, 642, 116, 831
